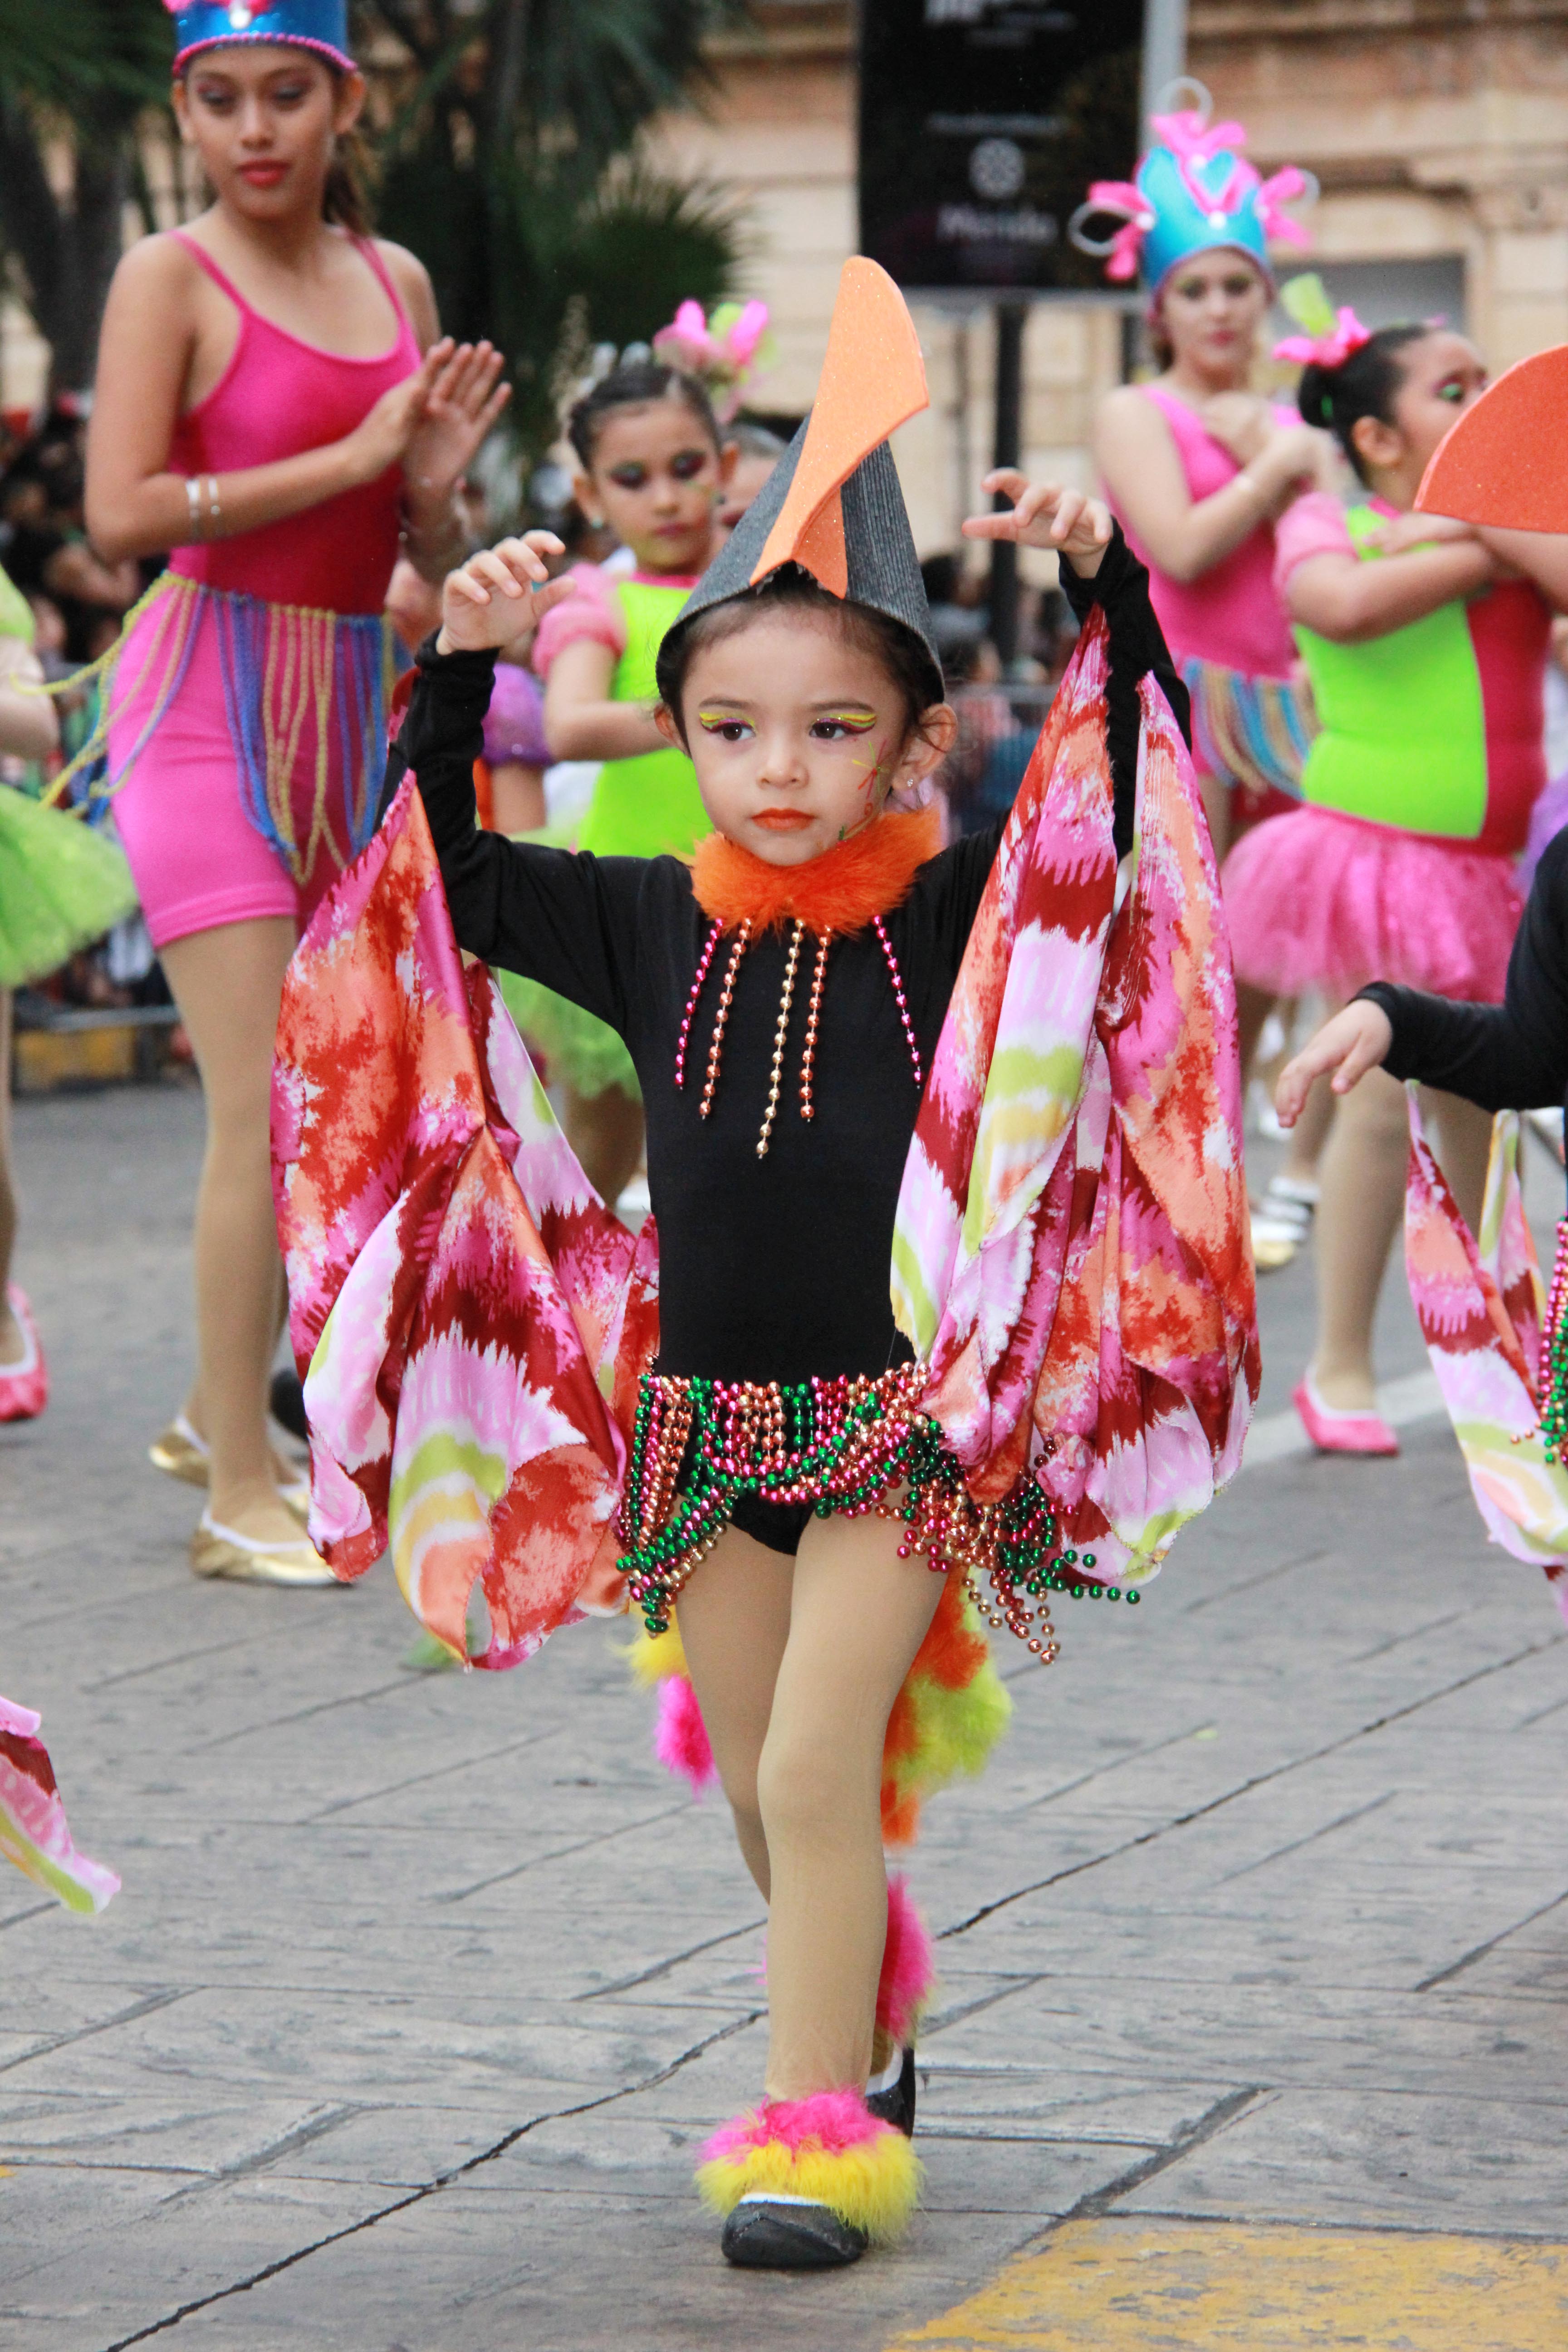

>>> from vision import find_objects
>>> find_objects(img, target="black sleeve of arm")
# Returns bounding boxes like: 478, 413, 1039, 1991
1357, 831, 1568, 1112
377, 635, 640, 1031
1057, 522, 1190, 863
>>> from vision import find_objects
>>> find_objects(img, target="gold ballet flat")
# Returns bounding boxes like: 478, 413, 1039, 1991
150, 1412, 210, 1489
190, 1511, 338, 1588
154, 1415, 311, 1520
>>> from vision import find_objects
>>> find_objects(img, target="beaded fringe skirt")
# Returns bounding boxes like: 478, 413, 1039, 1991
616, 1366, 1143, 1654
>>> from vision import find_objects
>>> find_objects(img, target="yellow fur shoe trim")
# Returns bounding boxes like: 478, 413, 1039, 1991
696, 2092, 922, 2245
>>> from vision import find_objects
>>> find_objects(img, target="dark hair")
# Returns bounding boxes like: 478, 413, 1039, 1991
656, 563, 946, 735
323, 122, 374, 236
567, 362, 723, 472
1298, 323, 1430, 484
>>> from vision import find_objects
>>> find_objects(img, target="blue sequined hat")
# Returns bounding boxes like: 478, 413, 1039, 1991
1069, 83, 1313, 293
166, 1, 356, 76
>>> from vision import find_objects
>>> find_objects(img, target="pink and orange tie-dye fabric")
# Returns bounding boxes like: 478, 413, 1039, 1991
272, 778, 657, 1666
0, 1697, 118, 1914
1404, 1098, 1568, 1608
892, 613, 1258, 1589
275, 617, 1255, 1665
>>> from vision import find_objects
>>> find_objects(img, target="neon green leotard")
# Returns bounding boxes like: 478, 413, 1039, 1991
577, 578, 709, 859
1294, 503, 1547, 853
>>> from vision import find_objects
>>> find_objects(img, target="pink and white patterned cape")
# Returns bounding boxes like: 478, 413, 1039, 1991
272, 616, 1257, 1661
0, 1698, 118, 1913
1405, 1098, 1568, 1615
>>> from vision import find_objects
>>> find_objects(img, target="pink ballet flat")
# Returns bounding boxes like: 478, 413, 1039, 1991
0, 1286, 48, 1424
1293, 1376, 1397, 1457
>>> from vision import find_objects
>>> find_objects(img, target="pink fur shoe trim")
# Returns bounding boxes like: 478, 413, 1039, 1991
703, 2088, 886, 2163
877, 1875, 936, 2045
654, 1675, 717, 1792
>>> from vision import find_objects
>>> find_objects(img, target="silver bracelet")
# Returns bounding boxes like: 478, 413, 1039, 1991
185, 475, 203, 538
206, 475, 221, 527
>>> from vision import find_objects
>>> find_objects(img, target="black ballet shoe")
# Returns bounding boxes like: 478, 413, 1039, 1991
865, 2044, 917, 2138
720, 2194, 868, 2269
269, 1367, 309, 1443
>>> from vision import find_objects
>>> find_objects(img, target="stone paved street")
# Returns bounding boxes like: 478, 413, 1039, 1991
4, 1080, 1568, 2350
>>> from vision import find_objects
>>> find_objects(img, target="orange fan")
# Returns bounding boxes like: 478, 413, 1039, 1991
1417, 344, 1568, 532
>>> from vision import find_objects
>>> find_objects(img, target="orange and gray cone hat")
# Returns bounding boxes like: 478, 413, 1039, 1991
657, 257, 943, 706
1418, 343, 1568, 532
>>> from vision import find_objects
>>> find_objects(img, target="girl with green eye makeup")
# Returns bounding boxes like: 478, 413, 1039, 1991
1225, 307, 1568, 1455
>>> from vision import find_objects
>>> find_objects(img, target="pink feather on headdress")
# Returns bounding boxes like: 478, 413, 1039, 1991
1257, 168, 1313, 251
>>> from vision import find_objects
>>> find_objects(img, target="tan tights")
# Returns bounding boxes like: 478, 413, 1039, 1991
677, 1510, 944, 2102
160, 916, 300, 1543
1312, 1067, 1493, 1412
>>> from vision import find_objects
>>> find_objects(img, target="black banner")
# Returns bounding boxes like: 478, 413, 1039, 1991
859, 0, 1143, 294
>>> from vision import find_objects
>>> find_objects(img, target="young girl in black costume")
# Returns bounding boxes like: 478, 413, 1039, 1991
288, 264, 1249, 2273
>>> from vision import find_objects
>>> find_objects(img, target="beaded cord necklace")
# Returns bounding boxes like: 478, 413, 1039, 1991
617, 1367, 1143, 1658
675, 912, 923, 1156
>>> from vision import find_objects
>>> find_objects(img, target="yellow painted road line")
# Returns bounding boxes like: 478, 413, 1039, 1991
889, 2216, 1568, 2350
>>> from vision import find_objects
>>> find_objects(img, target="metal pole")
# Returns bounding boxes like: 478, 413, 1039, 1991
989, 301, 1025, 671
1141, 0, 1189, 134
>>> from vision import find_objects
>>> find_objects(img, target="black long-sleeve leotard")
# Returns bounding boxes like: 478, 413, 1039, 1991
383, 530, 1186, 1385
1359, 828, 1568, 1115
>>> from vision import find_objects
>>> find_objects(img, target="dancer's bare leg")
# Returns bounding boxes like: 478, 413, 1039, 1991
1282, 1068, 1336, 1186
1310, 1062, 1408, 1411
681, 1509, 942, 2097
489, 760, 545, 837
677, 1525, 796, 1897
1426, 1085, 1492, 1238
563, 1085, 644, 1210
1199, 771, 1231, 862
757, 1514, 943, 2100
160, 916, 300, 1544
0, 989, 21, 1367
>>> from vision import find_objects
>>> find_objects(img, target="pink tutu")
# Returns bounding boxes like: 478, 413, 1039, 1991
1223, 804, 1521, 1002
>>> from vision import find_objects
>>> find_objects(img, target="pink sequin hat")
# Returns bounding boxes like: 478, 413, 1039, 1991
1070, 79, 1314, 293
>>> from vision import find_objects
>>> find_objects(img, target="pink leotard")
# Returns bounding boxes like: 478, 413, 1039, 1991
1115, 385, 1296, 682
107, 231, 422, 947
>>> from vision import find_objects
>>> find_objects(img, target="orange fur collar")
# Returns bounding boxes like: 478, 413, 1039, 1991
690, 806, 943, 938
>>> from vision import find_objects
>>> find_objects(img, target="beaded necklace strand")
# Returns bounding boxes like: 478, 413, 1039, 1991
617, 1367, 1143, 1660
676, 907, 922, 1153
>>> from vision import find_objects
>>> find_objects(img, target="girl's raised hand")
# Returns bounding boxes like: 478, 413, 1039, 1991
437, 534, 571, 658
405, 341, 512, 515
963, 470, 1114, 576
1275, 999, 1394, 1128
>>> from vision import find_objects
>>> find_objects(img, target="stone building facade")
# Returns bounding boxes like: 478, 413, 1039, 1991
652, 0, 1568, 558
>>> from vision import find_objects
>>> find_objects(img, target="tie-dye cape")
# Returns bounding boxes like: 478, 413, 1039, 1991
271, 789, 657, 1667
0, 1697, 118, 1913
273, 614, 1255, 1661
893, 620, 1258, 1589
1405, 1097, 1568, 1612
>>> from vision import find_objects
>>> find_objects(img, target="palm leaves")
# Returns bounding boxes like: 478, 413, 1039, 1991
358, 0, 749, 468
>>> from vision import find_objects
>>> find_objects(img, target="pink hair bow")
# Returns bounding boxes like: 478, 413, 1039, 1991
1274, 309, 1371, 369
651, 299, 774, 420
